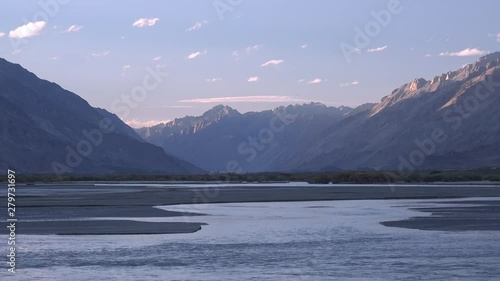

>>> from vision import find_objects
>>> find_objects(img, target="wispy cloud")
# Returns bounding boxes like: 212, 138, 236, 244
49, 56, 60, 61
132, 18, 159, 28
63, 25, 83, 33
298, 78, 326, 84
247, 76, 259, 82
488, 33, 500, 42
187, 20, 208, 32
261, 59, 284, 67
232, 45, 262, 59
245, 44, 262, 54
0, 32, 5, 38
146, 105, 193, 109
179, 96, 309, 103
367, 45, 388, 53
125, 119, 171, 128
307, 78, 323, 84
122, 64, 131, 72
340, 81, 360, 87
187, 50, 207, 60
439, 48, 490, 57
9, 21, 46, 39
153, 56, 161, 61
206, 78, 222, 82
91, 50, 111, 57
301, 44, 308, 49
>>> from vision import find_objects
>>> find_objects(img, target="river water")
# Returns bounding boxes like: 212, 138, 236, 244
7, 198, 500, 280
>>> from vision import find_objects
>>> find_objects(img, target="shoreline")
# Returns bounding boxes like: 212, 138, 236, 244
381, 199, 500, 231
5, 182, 500, 235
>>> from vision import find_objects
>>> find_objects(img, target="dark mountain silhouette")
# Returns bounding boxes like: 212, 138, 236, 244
0, 58, 202, 175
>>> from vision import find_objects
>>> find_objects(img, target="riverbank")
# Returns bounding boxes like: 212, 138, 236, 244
6, 182, 500, 235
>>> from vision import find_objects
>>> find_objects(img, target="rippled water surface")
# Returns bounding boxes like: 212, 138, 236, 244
6, 199, 500, 280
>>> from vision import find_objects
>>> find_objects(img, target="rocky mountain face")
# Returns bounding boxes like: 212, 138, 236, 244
138, 52, 500, 173
289, 52, 500, 172
136, 103, 370, 172
0, 58, 202, 175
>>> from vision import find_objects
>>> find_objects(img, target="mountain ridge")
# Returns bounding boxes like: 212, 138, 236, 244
135, 102, 372, 172
0, 57, 203, 175
137, 52, 500, 172
291, 51, 500, 171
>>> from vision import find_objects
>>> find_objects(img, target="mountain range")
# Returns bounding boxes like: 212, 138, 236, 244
135, 103, 373, 172
0, 58, 202, 175
137, 52, 500, 173
1, 52, 499, 175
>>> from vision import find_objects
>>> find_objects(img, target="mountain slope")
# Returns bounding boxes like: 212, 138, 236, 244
291, 52, 500, 171
0, 58, 202, 175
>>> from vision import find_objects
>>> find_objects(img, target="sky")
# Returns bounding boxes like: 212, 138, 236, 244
1, 0, 499, 128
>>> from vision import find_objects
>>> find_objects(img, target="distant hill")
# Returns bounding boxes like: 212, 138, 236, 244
0, 58, 203, 175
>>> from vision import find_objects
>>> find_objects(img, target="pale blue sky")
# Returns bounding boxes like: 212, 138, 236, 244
1, 0, 499, 127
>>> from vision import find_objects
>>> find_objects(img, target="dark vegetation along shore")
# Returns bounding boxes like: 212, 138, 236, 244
5, 168, 500, 184
2, 181, 500, 235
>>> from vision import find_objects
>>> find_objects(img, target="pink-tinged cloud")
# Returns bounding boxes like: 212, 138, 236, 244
9, 21, 46, 39
367, 45, 388, 53
178, 96, 310, 103
187, 20, 208, 32
261, 60, 284, 67
247, 76, 259, 82
187, 50, 207, 60
64, 25, 83, 33
125, 119, 171, 128
340, 81, 360, 87
307, 78, 322, 84
132, 18, 159, 27
439, 48, 490, 57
